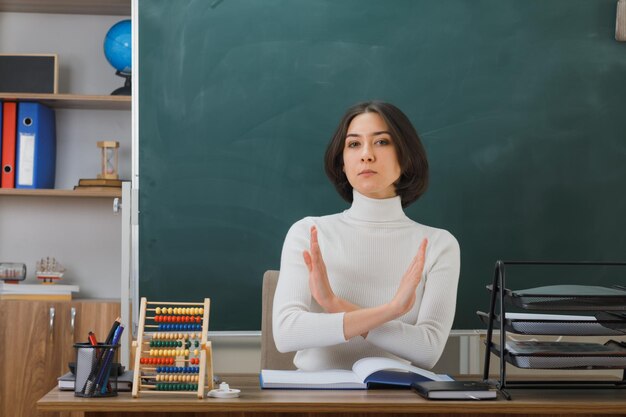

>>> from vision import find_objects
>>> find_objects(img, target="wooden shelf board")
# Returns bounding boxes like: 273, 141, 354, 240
0, 0, 130, 16
0, 93, 131, 110
0, 188, 121, 198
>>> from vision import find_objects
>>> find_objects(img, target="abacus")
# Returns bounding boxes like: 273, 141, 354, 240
132, 298, 214, 398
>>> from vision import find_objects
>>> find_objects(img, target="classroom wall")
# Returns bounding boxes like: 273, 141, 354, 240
0, 12, 131, 298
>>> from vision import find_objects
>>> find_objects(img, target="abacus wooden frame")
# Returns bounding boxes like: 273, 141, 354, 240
132, 298, 214, 399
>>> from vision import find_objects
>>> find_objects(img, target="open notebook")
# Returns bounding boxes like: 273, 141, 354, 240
260, 357, 453, 389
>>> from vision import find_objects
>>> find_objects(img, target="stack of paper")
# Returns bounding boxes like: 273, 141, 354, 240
0, 282, 79, 300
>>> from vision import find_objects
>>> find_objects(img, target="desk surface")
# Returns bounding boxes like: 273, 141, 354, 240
38, 374, 626, 415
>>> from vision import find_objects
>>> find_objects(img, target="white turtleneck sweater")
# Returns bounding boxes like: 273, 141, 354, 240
272, 191, 460, 371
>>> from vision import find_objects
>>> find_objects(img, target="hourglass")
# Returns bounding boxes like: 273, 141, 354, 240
97, 141, 119, 179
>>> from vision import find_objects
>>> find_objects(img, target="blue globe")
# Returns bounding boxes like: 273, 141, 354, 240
104, 19, 131, 74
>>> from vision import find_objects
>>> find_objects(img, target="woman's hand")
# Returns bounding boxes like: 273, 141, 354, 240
303, 226, 337, 312
342, 240, 427, 339
389, 239, 428, 317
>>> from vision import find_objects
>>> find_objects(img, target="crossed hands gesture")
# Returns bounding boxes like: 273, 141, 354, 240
303, 225, 428, 318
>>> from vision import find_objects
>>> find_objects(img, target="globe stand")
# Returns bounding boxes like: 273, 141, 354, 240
111, 70, 131, 96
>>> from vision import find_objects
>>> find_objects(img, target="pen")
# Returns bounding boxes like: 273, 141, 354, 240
104, 317, 121, 344
81, 332, 101, 393
88, 331, 98, 347
80, 332, 102, 394
84, 318, 120, 396
88, 331, 114, 392
96, 325, 124, 394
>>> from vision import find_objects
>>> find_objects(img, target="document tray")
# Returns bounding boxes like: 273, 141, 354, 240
476, 311, 626, 336
501, 285, 626, 311
491, 340, 626, 369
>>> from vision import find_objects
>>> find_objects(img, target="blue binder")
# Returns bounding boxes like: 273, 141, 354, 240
15, 102, 56, 189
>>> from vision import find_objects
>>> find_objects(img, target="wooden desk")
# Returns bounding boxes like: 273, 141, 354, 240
38, 374, 626, 417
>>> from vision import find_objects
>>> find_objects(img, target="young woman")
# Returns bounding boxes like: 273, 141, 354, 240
273, 101, 460, 371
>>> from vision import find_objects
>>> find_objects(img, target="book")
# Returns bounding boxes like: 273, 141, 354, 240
57, 370, 133, 391
0, 282, 79, 300
411, 381, 497, 400
73, 185, 121, 192
78, 178, 122, 187
260, 357, 453, 390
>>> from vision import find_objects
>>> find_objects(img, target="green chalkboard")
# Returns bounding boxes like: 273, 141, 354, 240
139, 0, 626, 331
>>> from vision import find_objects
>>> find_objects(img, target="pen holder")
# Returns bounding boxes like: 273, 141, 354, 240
74, 342, 120, 397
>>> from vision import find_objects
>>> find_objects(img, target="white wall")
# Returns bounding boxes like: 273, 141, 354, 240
0, 12, 131, 298
0, 12, 127, 94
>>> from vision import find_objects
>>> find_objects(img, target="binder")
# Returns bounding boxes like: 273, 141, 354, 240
15, 102, 56, 189
1, 102, 17, 188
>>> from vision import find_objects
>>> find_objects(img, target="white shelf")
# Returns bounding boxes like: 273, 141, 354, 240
0, 188, 122, 198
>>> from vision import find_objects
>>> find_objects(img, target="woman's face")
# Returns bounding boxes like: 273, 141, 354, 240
342, 112, 401, 200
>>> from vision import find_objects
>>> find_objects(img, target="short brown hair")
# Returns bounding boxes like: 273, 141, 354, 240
324, 101, 429, 208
